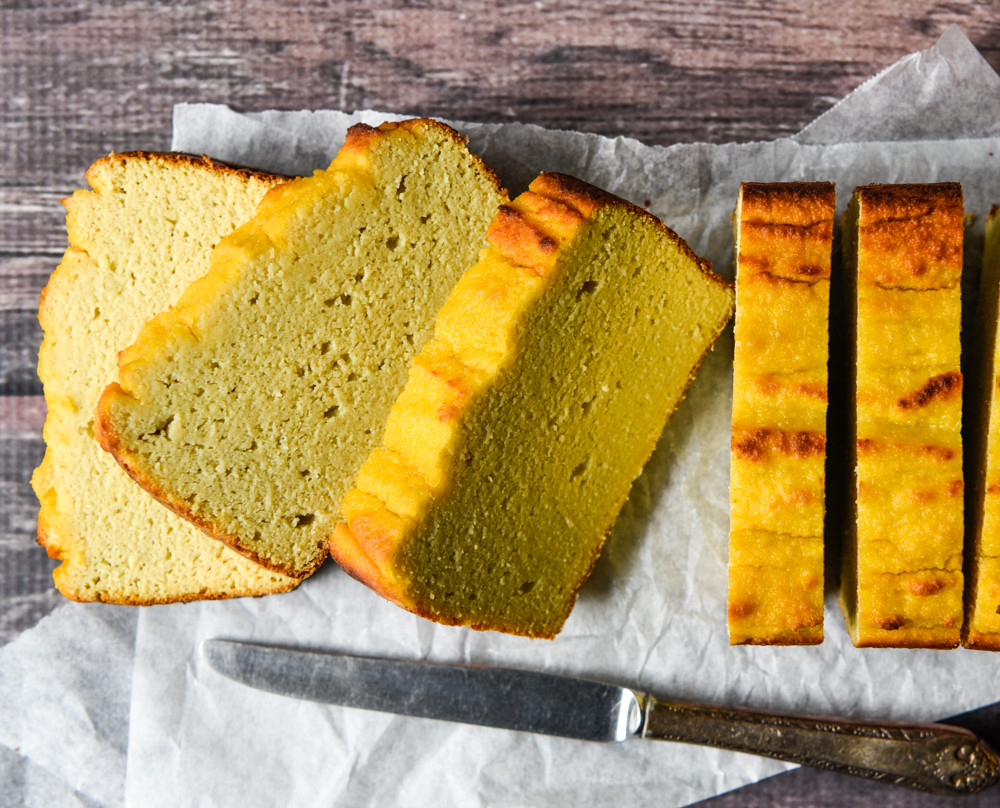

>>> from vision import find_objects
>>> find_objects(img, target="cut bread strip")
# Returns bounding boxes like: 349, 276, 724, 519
840, 183, 964, 648
32, 152, 297, 602
96, 120, 507, 579
331, 173, 734, 638
964, 205, 1000, 650
728, 182, 835, 645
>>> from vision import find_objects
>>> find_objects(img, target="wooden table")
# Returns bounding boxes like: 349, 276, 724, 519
3, 2, 1000, 805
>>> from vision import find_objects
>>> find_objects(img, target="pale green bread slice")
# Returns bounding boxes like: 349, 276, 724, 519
33, 151, 297, 602
96, 119, 507, 579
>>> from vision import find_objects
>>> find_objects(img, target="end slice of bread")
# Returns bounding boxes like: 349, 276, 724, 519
331, 173, 735, 638
95, 120, 508, 580
32, 152, 298, 603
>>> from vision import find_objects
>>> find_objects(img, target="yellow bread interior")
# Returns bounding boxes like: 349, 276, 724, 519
31, 152, 297, 602
964, 206, 1000, 650
331, 172, 734, 638
95, 120, 507, 579
840, 183, 964, 648
728, 182, 834, 645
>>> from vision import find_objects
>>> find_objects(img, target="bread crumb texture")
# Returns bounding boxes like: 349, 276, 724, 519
841, 183, 964, 648
728, 182, 834, 645
32, 152, 298, 602
332, 172, 734, 638
95, 120, 507, 579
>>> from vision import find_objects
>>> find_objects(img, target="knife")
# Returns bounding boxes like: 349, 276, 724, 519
202, 639, 999, 795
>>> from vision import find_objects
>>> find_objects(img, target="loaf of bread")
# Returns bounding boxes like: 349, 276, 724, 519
32, 152, 297, 602
965, 205, 1000, 650
840, 183, 964, 648
728, 182, 835, 645
95, 120, 507, 580
330, 173, 734, 638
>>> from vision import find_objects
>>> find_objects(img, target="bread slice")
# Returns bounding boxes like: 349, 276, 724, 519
95, 120, 507, 580
728, 182, 835, 645
840, 183, 964, 648
31, 152, 297, 602
330, 173, 734, 638
964, 205, 1000, 650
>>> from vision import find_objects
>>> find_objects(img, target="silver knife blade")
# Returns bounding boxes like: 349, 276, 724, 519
201, 638, 1000, 795
202, 639, 643, 742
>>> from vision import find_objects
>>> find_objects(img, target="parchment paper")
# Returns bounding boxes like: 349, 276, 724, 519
4, 25, 1000, 808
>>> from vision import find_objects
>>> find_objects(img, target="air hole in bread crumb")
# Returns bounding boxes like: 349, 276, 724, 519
249, 293, 259, 305
354, 272, 365, 282
295, 367, 305, 377
581, 397, 595, 415
577, 280, 598, 300
397, 175, 407, 195
386, 235, 399, 250
405, 333, 414, 346
420, 213, 432, 224
290, 514, 315, 528
323, 405, 340, 418
346, 372, 358, 382
320, 342, 331, 355
519, 581, 536, 594
299, 469, 311, 478
149, 415, 174, 438
570, 460, 588, 480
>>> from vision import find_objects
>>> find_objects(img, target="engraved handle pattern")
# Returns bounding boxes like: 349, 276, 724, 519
641, 697, 1000, 795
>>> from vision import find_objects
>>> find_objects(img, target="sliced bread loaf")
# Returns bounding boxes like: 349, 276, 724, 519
840, 183, 964, 648
728, 182, 835, 645
32, 152, 297, 602
331, 173, 734, 638
96, 120, 507, 579
965, 205, 1000, 650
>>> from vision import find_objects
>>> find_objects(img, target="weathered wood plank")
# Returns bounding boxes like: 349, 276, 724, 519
3, 1, 999, 258
0, 255, 55, 312
0, 428, 56, 645
0, 310, 43, 396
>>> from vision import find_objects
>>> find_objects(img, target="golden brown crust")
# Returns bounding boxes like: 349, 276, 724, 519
339, 119, 505, 203
731, 428, 825, 461
90, 150, 288, 185
739, 181, 837, 224
539, 173, 731, 293
855, 182, 963, 289
895, 371, 963, 411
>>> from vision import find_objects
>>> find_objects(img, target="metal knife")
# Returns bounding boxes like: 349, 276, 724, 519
202, 639, 1000, 795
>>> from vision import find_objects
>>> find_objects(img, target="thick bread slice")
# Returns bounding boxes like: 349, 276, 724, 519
96, 120, 507, 580
331, 173, 734, 638
32, 152, 297, 602
964, 205, 1000, 650
728, 182, 835, 645
840, 183, 964, 648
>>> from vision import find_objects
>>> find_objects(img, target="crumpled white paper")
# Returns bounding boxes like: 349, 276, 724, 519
4, 25, 1000, 808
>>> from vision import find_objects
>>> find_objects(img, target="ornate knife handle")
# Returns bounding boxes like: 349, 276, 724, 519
641, 696, 1000, 795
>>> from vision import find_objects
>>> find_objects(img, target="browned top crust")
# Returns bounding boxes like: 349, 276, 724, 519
87, 150, 289, 185
341, 119, 505, 201
739, 181, 836, 226
538, 172, 731, 290
854, 182, 963, 289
